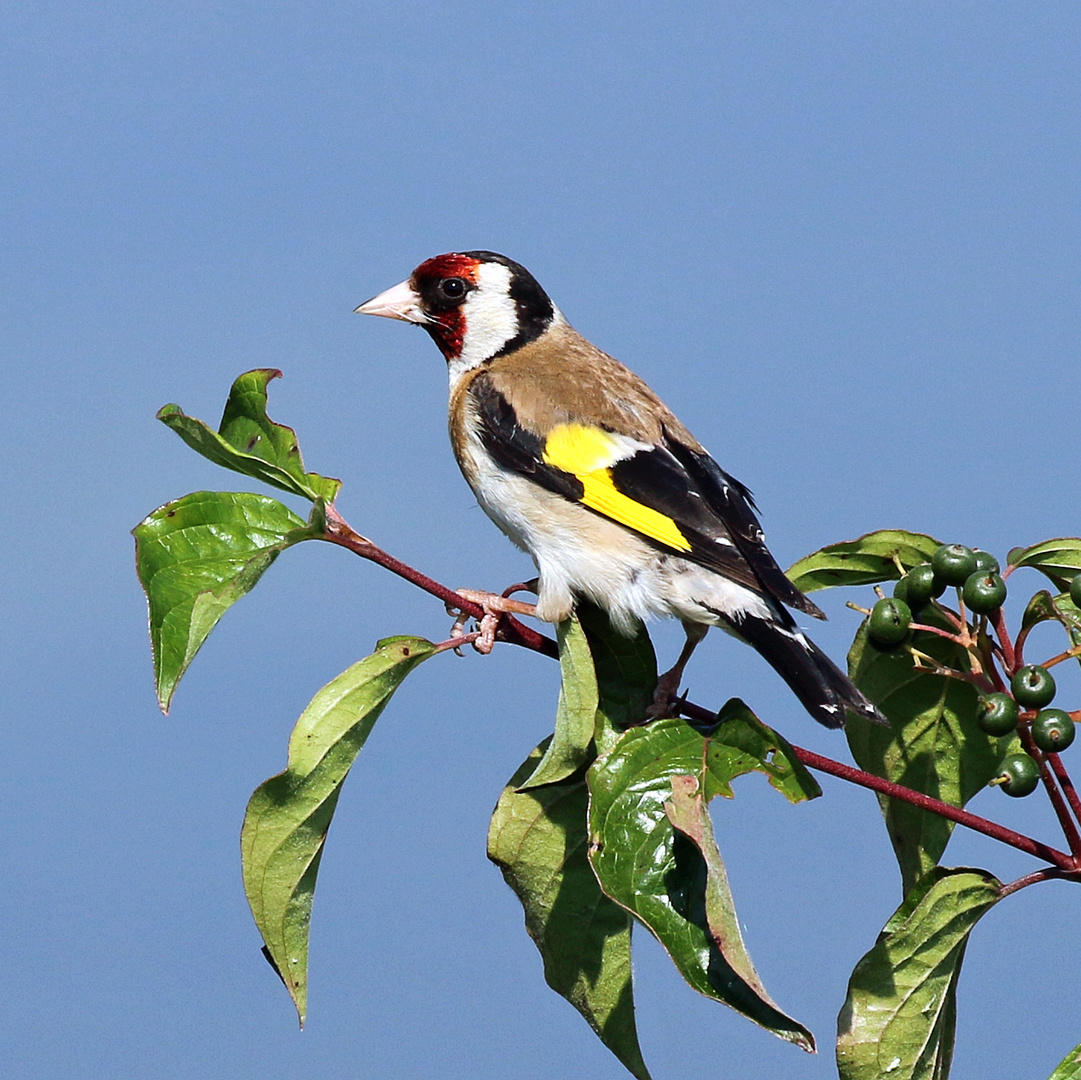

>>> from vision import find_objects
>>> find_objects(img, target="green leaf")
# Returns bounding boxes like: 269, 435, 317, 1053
787, 530, 942, 594
1051, 593, 1081, 668
663, 771, 809, 1043
1053, 592, 1081, 634
488, 742, 650, 1080
133, 491, 314, 712
1008, 538, 1081, 591
576, 600, 658, 754
1049, 1038, 1081, 1079
1020, 591, 1081, 672
847, 619, 1003, 894
836, 867, 1001, 1080
519, 613, 600, 789
157, 369, 341, 503
1022, 590, 1061, 634
587, 706, 819, 1051
242, 636, 436, 1024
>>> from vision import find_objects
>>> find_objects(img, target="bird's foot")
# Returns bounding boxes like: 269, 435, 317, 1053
645, 622, 708, 720
447, 588, 538, 655
646, 667, 686, 721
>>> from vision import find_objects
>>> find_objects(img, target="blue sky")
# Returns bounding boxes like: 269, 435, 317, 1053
3, 3, 1080, 1078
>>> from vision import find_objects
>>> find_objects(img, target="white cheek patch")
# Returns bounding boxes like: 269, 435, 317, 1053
447, 262, 519, 386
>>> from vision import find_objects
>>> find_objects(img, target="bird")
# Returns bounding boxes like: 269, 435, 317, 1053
356, 251, 884, 729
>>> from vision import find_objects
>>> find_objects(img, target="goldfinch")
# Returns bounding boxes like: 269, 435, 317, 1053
357, 251, 883, 729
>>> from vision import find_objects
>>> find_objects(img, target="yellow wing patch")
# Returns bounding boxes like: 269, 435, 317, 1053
542, 423, 692, 553
542, 423, 623, 473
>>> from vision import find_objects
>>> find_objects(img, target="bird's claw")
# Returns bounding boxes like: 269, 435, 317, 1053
646, 671, 684, 721
645, 687, 690, 723
446, 604, 473, 656
446, 589, 538, 655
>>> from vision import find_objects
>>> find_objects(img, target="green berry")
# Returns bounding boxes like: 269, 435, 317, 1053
868, 597, 912, 646
901, 564, 946, 609
996, 752, 1040, 797
931, 544, 978, 587
972, 550, 1000, 574
1011, 665, 1057, 708
1031, 709, 1075, 753
962, 571, 1007, 614
1070, 573, 1081, 608
977, 692, 1020, 736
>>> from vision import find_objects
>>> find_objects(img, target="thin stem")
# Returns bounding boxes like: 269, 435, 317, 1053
434, 631, 481, 653
797, 745, 1075, 870
321, 504, 1079, 874
319, 509, 557, 659
906, 647, 995, 691
999, 867, 1073, 898
907, 620, 966, 645
1046, 750, 1081, 837
979, 632, 1009, 693
991, 607, 1017, 673
1013, 626, 1036, 669
1040, 642, 1081, 670
676, 699, 1077, 871
933, 602, 967, 634
1017, 725, 1081, 857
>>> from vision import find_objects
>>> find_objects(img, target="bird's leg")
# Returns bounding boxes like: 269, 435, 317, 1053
648, 622, 709, 719
501, 578, 539, 599
447, 586, 539, 655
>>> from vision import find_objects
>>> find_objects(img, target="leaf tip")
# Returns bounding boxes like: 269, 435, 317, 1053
155, 680, 175, 716
235, 368, 284, 395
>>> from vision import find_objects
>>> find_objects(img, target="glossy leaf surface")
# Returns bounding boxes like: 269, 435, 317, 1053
1008, 538, 1081, 592
489, 743, 650, 1080
847, 621, 1002, 893
242, 637, 436, 1024
157, 369, 341, 502
587, 705, 819, 1050
133, 491, 313, 711
1051, 593, 1081, 669
787, 530, 941, 593
1049, 1039, 1081, 1080
520, 614, 599, 789
576, 599, 657, 754
836, 868, 1001, 1080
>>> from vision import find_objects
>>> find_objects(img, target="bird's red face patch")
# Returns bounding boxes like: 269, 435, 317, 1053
410, 253, 482, 359
412, 253, 481, 284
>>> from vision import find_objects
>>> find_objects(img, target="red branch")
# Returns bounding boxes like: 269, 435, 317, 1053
320, 506, 1080, 876
1048, 751, 1081, 828
792, 745, 1075, 870
1017, 724, 1081, 856
319, 510, 557, 659
1000, 867, 1070, 897
674, 700, 1077, 872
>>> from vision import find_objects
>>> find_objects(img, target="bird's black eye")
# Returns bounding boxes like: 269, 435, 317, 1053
439, 277, 468, 300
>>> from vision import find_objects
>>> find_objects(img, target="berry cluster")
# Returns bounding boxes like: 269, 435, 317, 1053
983, 667, 1074, 796
869, 544, 1006, 647
864, 544, 1081, 800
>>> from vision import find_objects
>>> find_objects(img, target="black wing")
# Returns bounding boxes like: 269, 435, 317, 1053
470, 372, 824, 618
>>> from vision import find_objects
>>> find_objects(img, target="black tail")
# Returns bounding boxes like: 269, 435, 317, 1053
727, 612, 886, 729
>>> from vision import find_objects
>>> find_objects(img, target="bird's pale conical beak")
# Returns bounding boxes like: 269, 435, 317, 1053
354, 279, 426, 322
